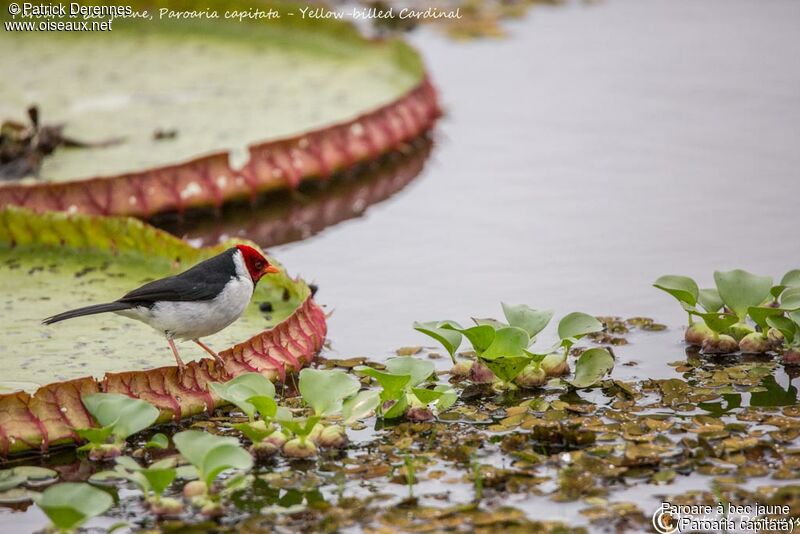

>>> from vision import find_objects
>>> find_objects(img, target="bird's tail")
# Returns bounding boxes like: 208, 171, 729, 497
42, 302, 133, 325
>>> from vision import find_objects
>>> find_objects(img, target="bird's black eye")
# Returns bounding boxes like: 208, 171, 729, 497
254, 261, 263, 271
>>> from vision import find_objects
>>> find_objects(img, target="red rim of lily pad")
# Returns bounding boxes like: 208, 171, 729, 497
0, 78, 440, 218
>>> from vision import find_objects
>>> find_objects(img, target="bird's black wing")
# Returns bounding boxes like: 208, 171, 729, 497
119, 248, 239, 305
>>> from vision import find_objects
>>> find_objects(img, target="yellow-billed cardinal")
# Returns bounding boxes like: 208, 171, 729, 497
42, 245, 279, 368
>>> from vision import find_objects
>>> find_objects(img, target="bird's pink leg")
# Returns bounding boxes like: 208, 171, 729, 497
194, 339, 225, 367
167, 338, 186, 369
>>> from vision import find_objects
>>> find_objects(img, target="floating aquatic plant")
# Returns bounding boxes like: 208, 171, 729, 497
415, 304, 606, 389
76, 393, 160, 460
33, 482, 113, 533
173, 430, 253, 515
355, 357, 456, 420
90, 456, 184, 515
278, 416, 323, 459
654, 269, 800, 356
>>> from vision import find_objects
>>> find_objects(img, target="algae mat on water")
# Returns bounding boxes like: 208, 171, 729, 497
0, 0, 439, 215
0, 207, 327, 455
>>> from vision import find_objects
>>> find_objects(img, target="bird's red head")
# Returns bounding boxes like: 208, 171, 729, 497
236, 244, 280, 283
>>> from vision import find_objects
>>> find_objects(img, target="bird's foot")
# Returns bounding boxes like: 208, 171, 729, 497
194, 339, 226, 369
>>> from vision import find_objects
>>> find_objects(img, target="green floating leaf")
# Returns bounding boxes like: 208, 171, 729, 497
483, 356, 529, 384
781, 287, 800, 324
748, 306, 786, 331
566, 348, 615, 389
249, 396, 278, 420
481, 327, 529, 360
781, 270, 800, 288
209, 372, 276, 421
472, 317, 506, 329
34, 482, 113, 531
341, 390, 381, 425
698, 288, 724, 313
413, 321, 463, 361
654, 275, 699, 306
383, 395, 408, 419
0, 471, 26, 492
354, 367, 411, 402
233, 420, 276, 443
145, 433, 169, 450
298, 368, 360, 417
557, 312, 603, 340
278, 416, 322, 439
442, 324, 495, 354
411, 387, 445, 405
81, 393, 160, 441
434, 385, 458, 410
140, 468, 176, 497
385, 357, 435, 387
714, 269, 773, 320
173, 430, 253, 488
501, 303, 554, 340
767, 316, 797, 345
682, 303, 739, 334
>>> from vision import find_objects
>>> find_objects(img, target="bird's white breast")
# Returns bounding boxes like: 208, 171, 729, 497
118, 251, 255, 340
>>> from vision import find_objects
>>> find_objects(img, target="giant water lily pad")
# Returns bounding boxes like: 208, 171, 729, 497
0, 0, 439, 215
0, 207, 327, 455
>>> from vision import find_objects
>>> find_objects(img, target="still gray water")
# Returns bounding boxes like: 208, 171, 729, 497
266, 0, 800, 359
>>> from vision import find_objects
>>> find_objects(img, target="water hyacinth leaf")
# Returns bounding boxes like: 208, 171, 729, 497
413, 321, 463, 361
9, 466, 58, 482
714, 269, 773, 320
81, 393, 160, 440
472, 317, 506, 329
411, 387, 445, 405
354, 367, 411, 401
681, 304, 739, 334
698, 288, 724, 313
653, 275, 699, 306
247, 396, 278, 419
0, 472, 25, 492
385, 357, 435, 387
781, 270, 800, 288
557, 312, 603, 341
442, 324, 495, 354
748, 306, 786, 331
76, 426, 114, 446
145, 433, 168, 449
34, 482, 113, 531
209, 373, 276, 420
298, 368, 361, 416
233, 421, 276, 443
173, 430, 253, 487
342, 390, 381, 424
140, 468, 176, 497
483, 357, 529, 383
278, 416, 322, 438
481, 327, 529, 360
200, 444, 254, 488
383, 395, 408, 419
767, 316, 797, 344
434, 385, 458, 410
566, 348, 615, 389
501, 303, 554, 339
781, 287, 800, 324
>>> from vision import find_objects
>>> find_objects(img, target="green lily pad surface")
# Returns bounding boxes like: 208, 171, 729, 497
0, 207, 308, 392
0, 0, 423, 182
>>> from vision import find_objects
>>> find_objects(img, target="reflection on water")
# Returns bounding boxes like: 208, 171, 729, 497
153, 137, 433, 249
